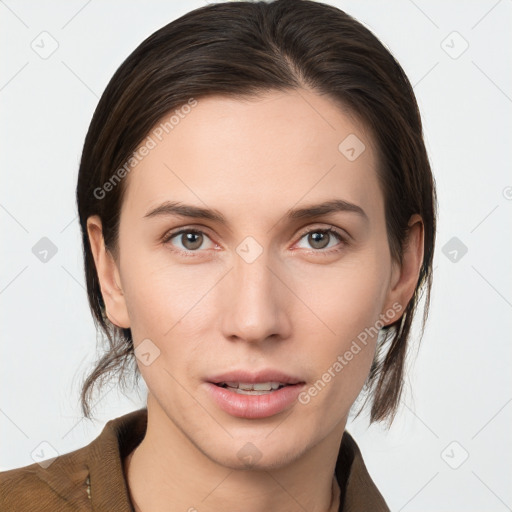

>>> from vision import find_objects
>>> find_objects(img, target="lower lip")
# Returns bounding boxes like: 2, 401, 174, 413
204, 382, 305, 419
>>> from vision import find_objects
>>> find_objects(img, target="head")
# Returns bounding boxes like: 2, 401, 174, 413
77, 0, 436, 466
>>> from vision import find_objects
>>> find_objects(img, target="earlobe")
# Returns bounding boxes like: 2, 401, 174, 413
86, 215, 131, 329
383, 214, 424, 324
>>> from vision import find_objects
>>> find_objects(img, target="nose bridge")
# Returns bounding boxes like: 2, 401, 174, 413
222, 243, 288, 342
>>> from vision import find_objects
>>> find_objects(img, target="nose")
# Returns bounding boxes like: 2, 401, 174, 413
220, 250, 291, 344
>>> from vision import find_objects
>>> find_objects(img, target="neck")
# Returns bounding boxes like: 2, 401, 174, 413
124, 394, 345, 512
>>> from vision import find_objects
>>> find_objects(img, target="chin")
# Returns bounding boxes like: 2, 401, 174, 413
199, 431, 311, 472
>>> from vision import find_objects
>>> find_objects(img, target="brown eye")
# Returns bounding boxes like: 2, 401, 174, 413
296, 227, 346, 252
180, 231, 203, 250
164, 229, 215, 253
308, 231, 331, 249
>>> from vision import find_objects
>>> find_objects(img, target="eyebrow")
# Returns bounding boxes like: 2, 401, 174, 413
143, 199, 368, 225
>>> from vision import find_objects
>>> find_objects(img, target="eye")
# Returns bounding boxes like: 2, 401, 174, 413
162, 225, 348, 256
162, 229, 216, 253
295, 226, 347, 253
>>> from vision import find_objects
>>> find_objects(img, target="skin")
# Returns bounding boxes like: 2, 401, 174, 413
87, 88, 423, 512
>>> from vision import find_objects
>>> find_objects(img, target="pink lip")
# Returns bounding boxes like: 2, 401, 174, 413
204, 382, 305, 419
204, 368, 306, 419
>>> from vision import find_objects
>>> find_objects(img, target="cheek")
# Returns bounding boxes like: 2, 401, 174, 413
121, 245, 222, 336
293, 255, 389, 410
121, 257, 214, 396
298, 254, 389, 344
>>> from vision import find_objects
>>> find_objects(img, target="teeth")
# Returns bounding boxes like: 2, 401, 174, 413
222, 381, 284, 391
232, 388, 274, 395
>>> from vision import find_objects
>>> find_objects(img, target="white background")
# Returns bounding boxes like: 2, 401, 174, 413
1, 1, 511, 510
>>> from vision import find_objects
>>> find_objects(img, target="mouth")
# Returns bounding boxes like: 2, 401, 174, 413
207, 369, 304, 390
212, 381, 293, 395
205, 369, 306, 417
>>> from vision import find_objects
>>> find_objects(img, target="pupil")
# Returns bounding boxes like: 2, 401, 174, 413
310, 231, 329, 249
183, 232, 202, 250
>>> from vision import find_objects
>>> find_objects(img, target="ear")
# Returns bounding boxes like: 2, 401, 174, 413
86, 215, 130, 329
382, 214, 424, 324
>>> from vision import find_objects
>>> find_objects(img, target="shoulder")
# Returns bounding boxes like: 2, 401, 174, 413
0, 408, 147, 512
0, 444, 92, 511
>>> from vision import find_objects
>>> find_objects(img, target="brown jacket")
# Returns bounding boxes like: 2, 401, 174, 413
0, 408, 389, 511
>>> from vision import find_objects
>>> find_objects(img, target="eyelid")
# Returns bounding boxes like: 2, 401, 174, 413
162, 222, 213, 237
295, 223, 350, 242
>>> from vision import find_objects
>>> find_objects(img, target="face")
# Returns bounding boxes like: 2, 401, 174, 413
88, 88, 421, 470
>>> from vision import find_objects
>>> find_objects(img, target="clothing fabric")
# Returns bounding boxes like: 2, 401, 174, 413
0, 408, 389, 511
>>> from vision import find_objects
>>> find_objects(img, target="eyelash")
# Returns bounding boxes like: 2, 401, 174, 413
161, 226, 348, 257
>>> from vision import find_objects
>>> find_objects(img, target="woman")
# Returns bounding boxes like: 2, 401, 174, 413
0, 0, 436, 510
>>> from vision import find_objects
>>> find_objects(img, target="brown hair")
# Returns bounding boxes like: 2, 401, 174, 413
76, 0, 437, 423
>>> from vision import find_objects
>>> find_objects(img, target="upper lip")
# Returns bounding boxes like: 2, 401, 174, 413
207, 369, 305, 385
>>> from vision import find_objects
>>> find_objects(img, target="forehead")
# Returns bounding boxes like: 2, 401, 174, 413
120, 89, 382, 225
